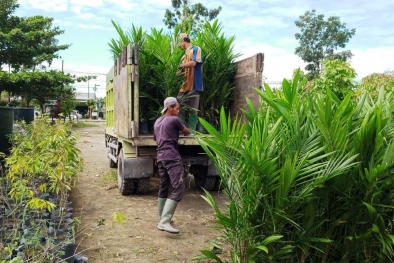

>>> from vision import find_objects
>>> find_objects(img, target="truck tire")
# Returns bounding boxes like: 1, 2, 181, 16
194, 175, 216, 191
108, 139, 117, 168
136, 178, 150, 194
203, 176, 216, 191
117, 149, 135, 195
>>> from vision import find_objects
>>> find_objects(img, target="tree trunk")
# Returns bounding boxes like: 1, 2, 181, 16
321, 245, 330, 263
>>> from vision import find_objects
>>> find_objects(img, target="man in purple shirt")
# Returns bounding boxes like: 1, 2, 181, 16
154, 97, 190, 234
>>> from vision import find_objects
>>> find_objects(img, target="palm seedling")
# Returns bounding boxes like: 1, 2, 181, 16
194, 70, 394, 263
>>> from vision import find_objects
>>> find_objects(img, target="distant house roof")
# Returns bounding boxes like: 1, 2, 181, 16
75, 92, 96, 102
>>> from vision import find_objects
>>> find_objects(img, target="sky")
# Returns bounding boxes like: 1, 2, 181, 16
16, 0, 394, 98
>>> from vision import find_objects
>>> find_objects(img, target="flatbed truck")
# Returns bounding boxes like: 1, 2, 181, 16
105, 44, 264, 195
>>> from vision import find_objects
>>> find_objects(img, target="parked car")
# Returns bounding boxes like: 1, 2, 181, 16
73, 110, 82, 119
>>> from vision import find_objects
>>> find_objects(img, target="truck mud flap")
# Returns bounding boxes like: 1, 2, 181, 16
123, 158, 154, 179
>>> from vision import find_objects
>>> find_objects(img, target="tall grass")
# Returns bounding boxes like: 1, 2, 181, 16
195, 70, 394, 263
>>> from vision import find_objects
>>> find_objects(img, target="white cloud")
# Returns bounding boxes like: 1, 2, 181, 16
70, 0, 103, 7
71, 6, 82, 14
351, 47, 394, 80
77, 12, 96, 21
77, 24, 105, 29
240, 16, 287, 28
17, 0, 394, 89
234, 40, 306, 82
19, 0, 68, 12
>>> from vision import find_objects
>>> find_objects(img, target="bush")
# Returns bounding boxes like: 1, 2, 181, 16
1, 118, 82, 262
195, 70, 394, 263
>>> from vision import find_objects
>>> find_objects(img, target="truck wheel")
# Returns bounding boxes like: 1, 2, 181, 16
117, 149, 133, 195
136, 178, 150, 194
194, 175, 216, 191
108, 139, 117, 168
203, 177, 216, 191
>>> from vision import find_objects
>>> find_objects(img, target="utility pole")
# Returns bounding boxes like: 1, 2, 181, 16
93, 84, 100, 110
93, 84, 100, 101
88, 78, 90, 99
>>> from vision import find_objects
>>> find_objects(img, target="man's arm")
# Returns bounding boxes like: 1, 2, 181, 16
177, 61, 196, 75
181, 126, 191, 135
179, 61, 197, 68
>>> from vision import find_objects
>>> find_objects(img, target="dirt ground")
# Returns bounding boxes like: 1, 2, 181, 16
69, 122, 229, 263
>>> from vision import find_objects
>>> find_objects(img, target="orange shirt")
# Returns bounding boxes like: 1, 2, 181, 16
179, 46, 203, 92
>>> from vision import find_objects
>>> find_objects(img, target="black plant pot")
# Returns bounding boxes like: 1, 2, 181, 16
148, 119, 155, 134
196, 122, 206, 133
50, 236, 75, 263
139, 120, 148, 134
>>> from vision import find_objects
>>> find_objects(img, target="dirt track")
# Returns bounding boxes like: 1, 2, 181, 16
69, 122, 229, 263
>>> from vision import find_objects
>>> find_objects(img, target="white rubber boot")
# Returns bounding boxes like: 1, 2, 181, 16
157, 199, 179, 234
158, 198, 167, 218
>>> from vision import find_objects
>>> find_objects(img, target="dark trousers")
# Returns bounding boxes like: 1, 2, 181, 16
177, 91, 200, 115
158, 160, 185, 202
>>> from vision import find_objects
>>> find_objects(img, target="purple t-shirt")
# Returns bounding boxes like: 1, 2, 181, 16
153, 115, 185, 162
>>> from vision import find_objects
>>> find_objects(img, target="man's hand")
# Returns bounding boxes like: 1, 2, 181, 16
181, 127, 191, 135
176, 70, 182, 76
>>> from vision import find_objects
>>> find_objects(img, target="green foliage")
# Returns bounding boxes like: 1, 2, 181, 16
163, 0, 222, 37
0, 1, 69, 71
357, 70, 394, 98
6, 119, 82, 207
0, 70, 76, 107
108, 19, 238, 122
0, 2, 74, 108
314, 59, 357, 100
194, 20, 240, 120
76, 75, 97, 83
195, 69, 394, 263
108, 20, 145, 60
86, 98, 96, 119
295, 10, 356, 79
61, 88, 78, 121
112, 212, 127, 226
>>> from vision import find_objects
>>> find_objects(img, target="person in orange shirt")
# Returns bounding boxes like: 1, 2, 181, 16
176, 33, 203, 133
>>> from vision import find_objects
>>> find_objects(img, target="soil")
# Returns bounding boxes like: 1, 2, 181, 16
69, 122, 229, 263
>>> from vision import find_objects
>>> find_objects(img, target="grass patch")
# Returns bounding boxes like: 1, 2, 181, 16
100, 170, 117, 189
72, 121, 98, 128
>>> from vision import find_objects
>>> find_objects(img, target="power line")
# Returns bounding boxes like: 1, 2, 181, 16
46, 66, 108, 75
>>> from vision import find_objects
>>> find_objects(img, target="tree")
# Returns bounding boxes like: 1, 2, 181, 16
163, 0, 222, 36
0, 1, 71, 100
314, 59, 356, 100
0, 1, 69, 71
0, 70, 76, 107
60, 87, 78, 121
294, 10, 356, 79
86, 98, 96, 119
357, 70, 394, 98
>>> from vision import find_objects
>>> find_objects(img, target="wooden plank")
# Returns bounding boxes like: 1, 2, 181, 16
230, 53, 264, 121
114, 61, 131, 138
133, 44, 139, 65
122, 46, 127, 67
127, 44, 133, 65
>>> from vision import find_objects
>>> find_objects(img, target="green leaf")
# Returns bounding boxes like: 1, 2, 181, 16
192, 250, 224, 263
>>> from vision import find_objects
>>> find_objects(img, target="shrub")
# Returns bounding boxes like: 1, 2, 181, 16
195, 69, 394, 263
